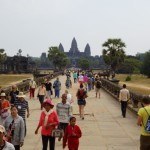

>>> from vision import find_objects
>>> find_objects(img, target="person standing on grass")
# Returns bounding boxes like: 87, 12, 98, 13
76, 84, 88, 120
35, 99, 59, 150
119, 84, 130, 118
63, 116, 82, 150
137, 96, 150, 150
56, 93, 71, 141
14, 92, 30, 136
29, 78, 37, 99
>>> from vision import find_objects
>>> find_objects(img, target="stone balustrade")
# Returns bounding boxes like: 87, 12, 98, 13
101, 78, 144, 111
1, 71, 63, 96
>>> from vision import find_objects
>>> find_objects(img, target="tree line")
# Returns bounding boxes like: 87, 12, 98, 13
0, 39, 150, 78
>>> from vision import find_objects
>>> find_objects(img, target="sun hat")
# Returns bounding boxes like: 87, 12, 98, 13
0, 93, 6, 97
0, 125, 5, 133
16, 92, 26, 98
43, 99, 54, 106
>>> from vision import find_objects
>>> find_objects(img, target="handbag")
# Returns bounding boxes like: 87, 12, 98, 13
51, 129, 64, 138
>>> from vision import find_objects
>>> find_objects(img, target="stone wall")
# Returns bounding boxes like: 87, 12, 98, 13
101, 78, 144, 114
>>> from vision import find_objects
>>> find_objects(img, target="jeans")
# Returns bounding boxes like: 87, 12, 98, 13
55, 89, 60, 98
121, 101, 127, 117
42, 135, 55, 150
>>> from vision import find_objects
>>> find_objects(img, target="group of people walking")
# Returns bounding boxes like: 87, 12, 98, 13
0, 69, 150, 150
0, 84, 29, 150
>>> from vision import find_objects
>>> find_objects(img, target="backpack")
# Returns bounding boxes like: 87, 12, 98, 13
77, 89, 86, 99
96, 81, 101, 88
144, 108, 150, 133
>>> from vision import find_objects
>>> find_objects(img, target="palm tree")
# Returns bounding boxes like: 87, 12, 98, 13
102, 38, 126, 77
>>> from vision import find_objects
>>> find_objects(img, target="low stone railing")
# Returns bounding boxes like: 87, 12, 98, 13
101, 78, 144, 111
1, 71, 63, 96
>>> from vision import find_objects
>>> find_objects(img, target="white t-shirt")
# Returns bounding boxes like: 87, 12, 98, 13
66, 93, 73, 105
3, 141, 15, 150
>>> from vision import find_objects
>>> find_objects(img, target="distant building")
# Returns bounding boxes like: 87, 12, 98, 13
59, 37, 106, 69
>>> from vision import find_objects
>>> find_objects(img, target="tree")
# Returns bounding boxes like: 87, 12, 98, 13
141, 50, 150, 78
117, 56, 142, 74
78, 58, 90, 70
48, 46, 69, 70
102, 38, 126, 75
0, 49, 7, 63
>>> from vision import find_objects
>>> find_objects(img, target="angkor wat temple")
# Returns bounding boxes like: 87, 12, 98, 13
58, 37, 106, 69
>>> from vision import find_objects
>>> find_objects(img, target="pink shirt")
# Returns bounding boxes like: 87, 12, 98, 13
38, 110, 59, 136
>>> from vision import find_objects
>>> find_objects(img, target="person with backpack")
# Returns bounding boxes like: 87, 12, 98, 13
137, 96, 150, 150
76, 84, 88, 120
95, 78, 102, 98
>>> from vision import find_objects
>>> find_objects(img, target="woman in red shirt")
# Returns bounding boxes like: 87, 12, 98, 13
63, 116, 82, 150
35, 99, 59, 150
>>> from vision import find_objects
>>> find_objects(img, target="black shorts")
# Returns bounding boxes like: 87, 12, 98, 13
78, 99, 86, 106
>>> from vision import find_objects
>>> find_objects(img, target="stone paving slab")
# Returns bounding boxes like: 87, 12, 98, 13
22, 75, 140, 150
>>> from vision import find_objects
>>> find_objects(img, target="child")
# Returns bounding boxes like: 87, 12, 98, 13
63, 116, 82, 150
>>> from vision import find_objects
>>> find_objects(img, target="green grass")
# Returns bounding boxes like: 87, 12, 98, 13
116, 74, 150, 95
0, 74, 33, 88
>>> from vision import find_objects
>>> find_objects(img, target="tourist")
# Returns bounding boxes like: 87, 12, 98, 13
14, 92, 29, 136
65, 90, 73, 115
56, 93, 71, 141
37, 83, 46, 110
63, 116, 82, 150
35, 99, 59, 150
78, 74, 84, 85
45, 78, 52, 98
29, 78, 37, 99
65, 76, 72, 89
9, 85, 19, 105
0, 93, 11, 123
53, 77, 61, 98
119, 84, 130, 118
76, 84, 88, 120
95, 78, 102, 98
73, 71, 77, 83
0, 125, 15, 150
137, 96, 150, 150
4, 105, 25, 150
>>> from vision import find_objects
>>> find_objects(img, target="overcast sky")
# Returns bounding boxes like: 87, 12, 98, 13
0, 0, 150, 57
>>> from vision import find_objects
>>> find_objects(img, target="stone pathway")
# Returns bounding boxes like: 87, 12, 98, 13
23, 74, 140, 150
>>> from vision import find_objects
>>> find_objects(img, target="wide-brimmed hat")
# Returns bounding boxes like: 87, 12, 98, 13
0, 93, 6, 97
43, 99, 54, 107
0, 125, 5, 133
16, 92, 26, 98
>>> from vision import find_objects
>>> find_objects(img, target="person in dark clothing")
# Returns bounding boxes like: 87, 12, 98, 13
45, 79, 52, 98
9, 85, 19, 105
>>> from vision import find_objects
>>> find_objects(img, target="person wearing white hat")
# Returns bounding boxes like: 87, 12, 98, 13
14, 92, 29, 136
0, 93, 11, 123
0, 125, 15, 150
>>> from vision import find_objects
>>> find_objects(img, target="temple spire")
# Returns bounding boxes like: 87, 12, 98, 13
59, 43, 64, 52
84, 43, 91, 56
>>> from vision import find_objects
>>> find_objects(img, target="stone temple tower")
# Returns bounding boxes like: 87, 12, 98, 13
69, 37, 80, 56
59, 43, 64, 52
84, 43, 91, 56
